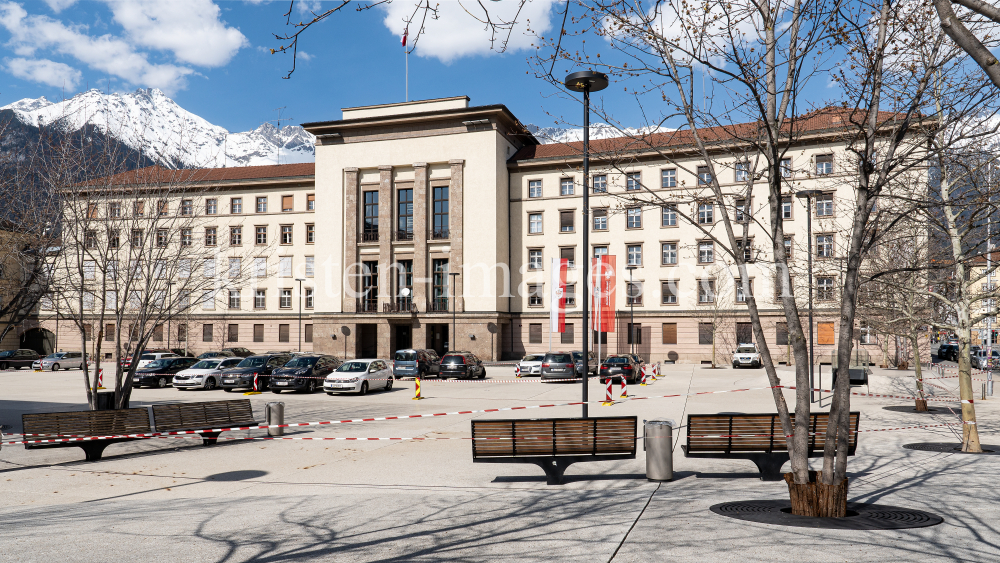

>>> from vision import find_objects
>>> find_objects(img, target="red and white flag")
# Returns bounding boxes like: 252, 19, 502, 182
592, 255, 616, 333
402, 30, 408, 47
550, 258, 568, 333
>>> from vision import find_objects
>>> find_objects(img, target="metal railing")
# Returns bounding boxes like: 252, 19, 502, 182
384, 299, 417, 313
429, 299, 449, 312
360, 230, 379, 243
358, 298, 379, 313
431, 228, 450, 240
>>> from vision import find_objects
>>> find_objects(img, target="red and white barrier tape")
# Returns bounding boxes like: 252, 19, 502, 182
782, 386, 961, 402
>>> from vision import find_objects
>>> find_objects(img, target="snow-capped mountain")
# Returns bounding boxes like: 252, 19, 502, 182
0, 88, 315, 168
527, 123, 674, 144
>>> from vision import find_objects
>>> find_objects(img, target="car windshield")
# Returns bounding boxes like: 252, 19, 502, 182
442, 355, 466, 364
190, 360, 221, 370
45, 353, 65, 359
572, 352, 583, 360
140, 354, 157, 360
522, 354, 544, 362
237, 357, 267, 368
337, 362, 369, 372
285, 357, 318, 368
395, 351, 417, 361
604, 357, 628, 365
545, 354, 573, 363
737, 346, 757, 353
145, 359, 169, 368
0, 350, 13, 358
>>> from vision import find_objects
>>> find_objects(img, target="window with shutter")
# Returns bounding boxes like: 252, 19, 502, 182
529, 323, 542, 343
818, 322, 835, 345
662, 323, 677, 345
282, 195, 293, 211
254, 324, 264, 342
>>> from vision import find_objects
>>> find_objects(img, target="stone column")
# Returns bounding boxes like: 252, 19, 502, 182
412, 320, 427, 349
413, 163, 429, 311
344, 168, 359, 313
377, 318, 392, 358
379, 165, 393, 309
449, 159, 465, 312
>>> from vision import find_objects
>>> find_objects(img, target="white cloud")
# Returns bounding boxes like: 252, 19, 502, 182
43, 0, 77, 12
104, 0, 247, 67
298, 50, 312, 61
381, 0, 557, 63
5, 57, 81, 88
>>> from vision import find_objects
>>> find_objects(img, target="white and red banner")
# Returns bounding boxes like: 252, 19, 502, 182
550, 258, 568, 333
592, 255, 616, 333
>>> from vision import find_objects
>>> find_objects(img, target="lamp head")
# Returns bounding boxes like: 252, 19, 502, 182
565, 71, 609, 92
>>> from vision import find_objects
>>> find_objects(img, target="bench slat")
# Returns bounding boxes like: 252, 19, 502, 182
151, 400, 256, 432
685, 412, 860, 454
22, 408, 151, 441
472, 417, 636, 458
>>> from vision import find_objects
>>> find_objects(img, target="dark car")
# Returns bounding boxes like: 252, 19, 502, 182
392, 349, 441, 378
438, 352, 486, 380
937, 344, 959, 362
132, 357, 201, 388
198, 351, 231, 359
572, 350, 598, 376
540, 352, 577, 381
599, 354, 641, 384
220, 354, 292, 392
269, 355, 342, 393
121, 348, 171, 369
223, 347, 255, 357
0, 349, 40, 370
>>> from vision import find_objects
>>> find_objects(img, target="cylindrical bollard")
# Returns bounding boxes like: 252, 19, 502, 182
989, 372, 994, 396
602, 377, 614, 405
644, 419, 674, 481
265, 402, 284, 436
413, 377, 424, 400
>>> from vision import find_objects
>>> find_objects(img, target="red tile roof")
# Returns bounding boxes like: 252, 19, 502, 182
512, 107, 922, 162
80, 163, 315, 187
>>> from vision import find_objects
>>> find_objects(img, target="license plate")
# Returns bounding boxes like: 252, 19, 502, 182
276, 381, 288, 386
224, 379, 235, 384
133, 378, 140, 382
552, 368, 565, 372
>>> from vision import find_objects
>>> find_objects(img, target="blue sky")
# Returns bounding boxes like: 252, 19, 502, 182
0, 0, 610, 133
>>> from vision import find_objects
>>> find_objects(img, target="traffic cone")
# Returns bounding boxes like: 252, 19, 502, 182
602, 377, 614, 406
413, 377, 424, 400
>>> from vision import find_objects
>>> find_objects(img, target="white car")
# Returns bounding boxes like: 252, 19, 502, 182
173, 357, 244, 390
324, 359, 393, 395
732, 343, 762, 369
136, 352, 178, 369
518, 353, 545, 376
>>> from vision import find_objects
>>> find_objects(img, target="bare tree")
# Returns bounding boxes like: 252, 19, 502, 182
933, 0, 1000, 89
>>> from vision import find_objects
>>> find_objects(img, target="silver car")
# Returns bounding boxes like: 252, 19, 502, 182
518, 354, 545, 376
32, 351, 85, 371
972, 349, 999, 370
324, 359, 394, 395
173, 357, 243, 390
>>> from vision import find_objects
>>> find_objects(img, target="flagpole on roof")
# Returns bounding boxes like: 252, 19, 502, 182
403, 29, 409, 102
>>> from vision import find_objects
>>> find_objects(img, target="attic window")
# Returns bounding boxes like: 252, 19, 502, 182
831, 116, 842, 123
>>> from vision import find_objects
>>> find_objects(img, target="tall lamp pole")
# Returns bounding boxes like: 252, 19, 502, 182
627, 266, 637, 355
565, 70, 609, 418
166, 281, 174, 352
796, 189, 823, 403
449, 271, 460, 353
295, 278, 305, 352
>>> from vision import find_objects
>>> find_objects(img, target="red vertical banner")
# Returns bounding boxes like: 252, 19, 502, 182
592, 255, 616, 333
550, 258, 568, 333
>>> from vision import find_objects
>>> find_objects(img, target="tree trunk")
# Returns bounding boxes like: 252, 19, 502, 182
957, 337, 982, 452
784, 471, 849, 517
911, 333, 928, 411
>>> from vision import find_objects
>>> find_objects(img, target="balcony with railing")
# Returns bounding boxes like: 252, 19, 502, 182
429, 298, 449, 312
395, 229, 414, 242
360, 230, 379, 243
358, 298, 379, 313
384, 298, 417, 313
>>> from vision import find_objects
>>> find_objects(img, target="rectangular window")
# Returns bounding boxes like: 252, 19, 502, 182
108, 202, 121, 218
180, 228, 192, 246
626, 172, 641, 190
307, 194, 315, 211
736, 239, 753, 262
561, 323, 575, 344
280, 288, 292, 308
432, 259, 449, 310
305, 324, 313, 343
433, 186, 449, 238
560, 247, 575, 269
661, 169, 677, 188
206, 198, 218, 215
699, 323, 714, 345
593, 175, 607, 193
564, 284, 576, 306
782, 197, 792, 219
229, 257, 241, 278
735, 161, 750, 183
255, 289, 266, 309
131, 229, 143, 246
177, 324, 187, 342
178, 291, 190, 310
230, 226, 242, 246
157, 200, 168, 216
397, 188, 413, 239
108, 230, 120, 249
281, 225, 293, 245
699, 241, 714, 263
82, 292, 95, 310
84, 230, 97, 249
105, 290, 117, 309
279, 324, 290, 343
593, 208, 608, 230
282, 195, 293, 212
818, 322, 835, 345
815, 154, 833, 175
256, 225, 267, 245
698, 165, 712, 185
699, 279, 716, 303
626, 207, 642, 229
817, 234, 834, 258
363, 191, 378, 237
662, 323, 677, 344
255, 258, 267, 277
528, 213, 543, 234
627, 244, 642, 266
560, 177, 575, 196
253, 324, 264, 342
661, 280, 678, 304
528, 249, 543, 270
228, 324, 239, 342
626, 282, 642, 306
816, 193, 834, 216
306, 223, 315, 243
593, 246, 609, 258
205, 227, 217, 246
784, 237, 793, 259
147, 324, 161, 342
133, 201, 144, 217
156, 229, 168, 247
202, 290, 215, 310
107, 260, 119, 280
698, 203, 714, 224
529, 323, 542, 343
627, 323, 643, 345
305, 288, 314, 308
780, 158, 792, 178
180, 199, 193, 216
203, 324, 214, 343
817, 276, 835, 300
736, 322, 753, 344
528, 284, 543, 307
528, 180, 542, 198
661, 205, 677, 227
736, 279, 753, 303
204, 258, 216, 277
735, 199, 749, 222
231, 197, 242, 214
256, 196, 267, 213
776, 322, 789, 346
661, 242, 677, 265
279, 256, 292, 277
305, 256, 315, 277
560, 210, 575, 232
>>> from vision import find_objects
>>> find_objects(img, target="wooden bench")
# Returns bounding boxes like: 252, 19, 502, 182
471, 416, 637, 485
682, 412, 860, 481
21, 408, 152, 461
151, 399, 258, 445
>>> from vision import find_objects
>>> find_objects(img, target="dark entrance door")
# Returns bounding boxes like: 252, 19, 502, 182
20, 328, 55, 356
358, 324, 378, 358
394, 324, 412, 351
428, 324, 448, 356
736, 322, 753, 344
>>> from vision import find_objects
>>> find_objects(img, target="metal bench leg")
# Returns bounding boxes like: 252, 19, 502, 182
201, 432, 221, 446
81, 443, 109, 462
748, 453, 789, 481
534, 459, 575, 485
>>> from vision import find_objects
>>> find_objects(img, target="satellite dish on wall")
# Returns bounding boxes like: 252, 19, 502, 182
486, 322, 498, 334
341, 326, 351, 336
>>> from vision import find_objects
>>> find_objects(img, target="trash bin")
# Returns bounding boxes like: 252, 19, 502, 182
265, 402, 284, 437
95, 391, 117, 410
644, 419, 674, 481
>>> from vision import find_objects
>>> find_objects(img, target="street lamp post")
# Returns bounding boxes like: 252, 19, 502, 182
166, 281, 174, 351
449, 271, 460, 353
295, 278, 305, 352
627, 265, 638, 355
796, 189, 824, 404
565, 70, 609, 418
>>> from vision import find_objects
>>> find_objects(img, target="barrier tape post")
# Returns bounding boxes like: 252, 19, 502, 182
602, 378, 614, 406
413, 377, 424, 400
641, 365, 648, 386
96, 368, 104, 390
515, 364, 521, 378
620, 376, 628, 398
244, 373, 262, 395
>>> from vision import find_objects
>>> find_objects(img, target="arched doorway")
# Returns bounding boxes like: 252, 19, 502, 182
20, 328, 55, 356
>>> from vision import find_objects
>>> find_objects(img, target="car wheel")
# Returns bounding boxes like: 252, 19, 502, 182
51, 363, 60, 371
0, 362, 7, 370
480, 368, 486, 379
385, 377, 393, 391
204, 378, 216, 391
271, 389, 282, 394
733, 362, 739, 369
307, 380, 316, 393
157, 377, 167, 388
359, 382, 368, 396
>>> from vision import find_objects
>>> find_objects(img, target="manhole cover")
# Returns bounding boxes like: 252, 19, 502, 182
882, 405, 945, 414
710, 500, 942, 530
903, 442, 999, 454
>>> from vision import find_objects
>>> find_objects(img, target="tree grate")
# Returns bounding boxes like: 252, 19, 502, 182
881, 405, 946, 414
903, 442, 999, 454
710, 500, 942, 530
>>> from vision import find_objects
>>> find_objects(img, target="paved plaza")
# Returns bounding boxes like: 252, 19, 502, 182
1, 364, 998, 562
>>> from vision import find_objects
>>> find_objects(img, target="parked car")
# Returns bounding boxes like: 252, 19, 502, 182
972, 349, 1000, 370
270, 355, 342, 393
572, 350, 598, 376
392, 349, 441, 378
221, 347, 255, 358
173, 357, 244, 390
540, 352, 577, 381
136, 352, 179, 369
438, 352, 486, 379
324, 359, 394, 395
198, 351, 230, 359
937, 343, 959, 362
517, 353, 545, 376
219, 354, 292, 392
732, 343, 763, 369
32, 351, 85, 371
599, 354, 641, 384
0, 349, 40, 370
120, 349, 172, 369
133, 357, 201, 388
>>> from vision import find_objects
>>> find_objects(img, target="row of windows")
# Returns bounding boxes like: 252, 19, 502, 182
86, 194, 316, 219
525, 319, 839, 346
55, 285, 316, 312
78, 322, 314, 344
79, 255, 315, 283
525, 156, 836, 198
84, 224, 316, 249
362, 187, 450, 240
